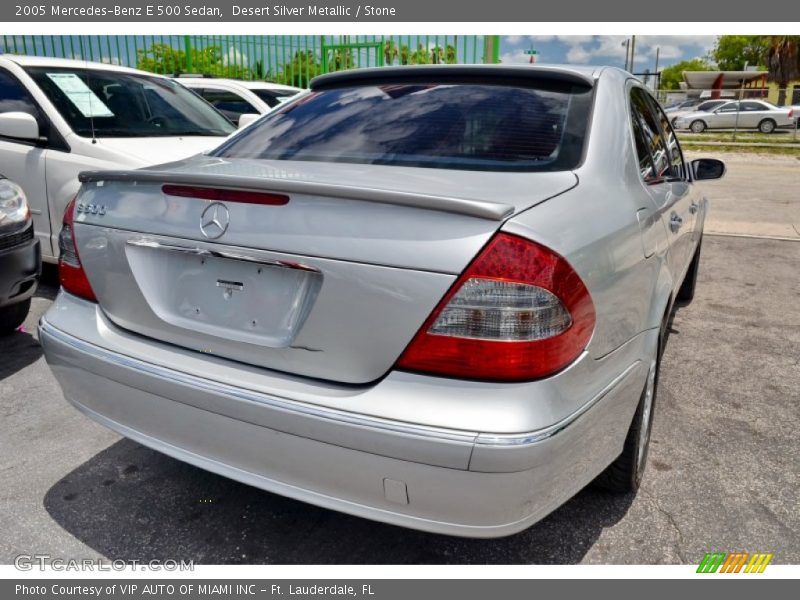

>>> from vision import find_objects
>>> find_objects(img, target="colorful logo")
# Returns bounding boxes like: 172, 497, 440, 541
697, 552, 773, 573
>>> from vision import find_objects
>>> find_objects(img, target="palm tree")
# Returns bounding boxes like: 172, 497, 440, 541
766, 36, 800, 106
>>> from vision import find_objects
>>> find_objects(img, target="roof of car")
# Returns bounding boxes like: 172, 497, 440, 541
176, 77, 302, 92
310, 64, 605, 90
0, 54, 166, 77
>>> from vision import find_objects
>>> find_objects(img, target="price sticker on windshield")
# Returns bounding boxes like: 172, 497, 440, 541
46, 73, 114, 118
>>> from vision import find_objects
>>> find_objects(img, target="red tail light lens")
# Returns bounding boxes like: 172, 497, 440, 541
396, 233, 595, 382
58, 198, 97, 302
162, 185, 289, 206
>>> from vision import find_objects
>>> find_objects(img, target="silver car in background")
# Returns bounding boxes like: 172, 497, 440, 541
666, 99, 727, 128
675, 99, 795, 133
40, 65, 724, 538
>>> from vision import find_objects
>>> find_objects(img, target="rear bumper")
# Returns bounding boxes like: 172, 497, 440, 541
40, 293, 652, 537
0, 227, 40, 307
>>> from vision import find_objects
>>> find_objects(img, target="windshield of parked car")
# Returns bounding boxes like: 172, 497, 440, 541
252, 88, 300, 108
213, 81, 592, 171
25, 67, 235, 138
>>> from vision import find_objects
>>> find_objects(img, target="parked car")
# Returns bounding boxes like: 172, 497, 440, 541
0, 177, 39, 334
674, 100, 794, 133
0, 55, 236, 263
40, 65, 725, 538
663, 98, 702, 113
667, 99, 727, 128
176, 77, 302, 127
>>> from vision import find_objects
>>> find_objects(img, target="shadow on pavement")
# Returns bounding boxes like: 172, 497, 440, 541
44, 439, 635, 564
0, 265, 59, 380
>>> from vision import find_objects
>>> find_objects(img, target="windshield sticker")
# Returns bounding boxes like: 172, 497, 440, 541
45, 73, 114, 118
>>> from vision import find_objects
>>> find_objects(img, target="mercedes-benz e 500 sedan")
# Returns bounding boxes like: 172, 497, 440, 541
40, 65, 724, 537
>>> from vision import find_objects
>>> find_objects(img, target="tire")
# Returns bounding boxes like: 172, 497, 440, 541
594, 326, 662, 493
671, 117, 679, 129
690, 120, 706, 133
0, 298, 31, 336
676, 241, 702, 305
758, 118, 776, 133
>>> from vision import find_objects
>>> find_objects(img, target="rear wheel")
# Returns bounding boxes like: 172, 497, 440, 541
0, 298, 30, 336
594, 325, 662, 493
758, 118, 776, 133
690, 120, 706, 133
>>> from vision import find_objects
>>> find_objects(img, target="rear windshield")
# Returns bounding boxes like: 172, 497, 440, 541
212, 82, 593, 171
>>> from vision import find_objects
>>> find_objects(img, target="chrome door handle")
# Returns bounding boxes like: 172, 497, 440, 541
689, 201, 699, 214
669, 212, 683, 232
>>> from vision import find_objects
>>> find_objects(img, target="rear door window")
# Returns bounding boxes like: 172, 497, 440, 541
630, 87, 670, 182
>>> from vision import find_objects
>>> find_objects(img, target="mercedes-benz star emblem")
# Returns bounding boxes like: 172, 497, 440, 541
199, 202, 230, 240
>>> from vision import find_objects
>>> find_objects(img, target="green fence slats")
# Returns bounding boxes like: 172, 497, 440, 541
1, 35, 497, 87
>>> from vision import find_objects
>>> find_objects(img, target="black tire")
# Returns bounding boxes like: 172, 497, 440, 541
0, 298, 31, 336
671, 117, 679, 129
676, 241, 702, 305
758, 118, 776, 134
690, 120, 706, 133
594, 325, 662, 493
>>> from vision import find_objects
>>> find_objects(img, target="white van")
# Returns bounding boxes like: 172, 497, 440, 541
0, 56, 235, 262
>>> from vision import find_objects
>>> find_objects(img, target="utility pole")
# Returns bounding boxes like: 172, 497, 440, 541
654, 47, 660, 95
622, 39, 630, 71
630, 35, 636, 73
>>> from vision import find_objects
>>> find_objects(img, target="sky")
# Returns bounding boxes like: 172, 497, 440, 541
500, 35, 718, 72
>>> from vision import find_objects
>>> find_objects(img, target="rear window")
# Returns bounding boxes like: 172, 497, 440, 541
212, 82, 593, 172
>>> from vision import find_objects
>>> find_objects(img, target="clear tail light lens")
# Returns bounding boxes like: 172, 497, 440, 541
396, 233, 595, 382
58, 198, 97, 302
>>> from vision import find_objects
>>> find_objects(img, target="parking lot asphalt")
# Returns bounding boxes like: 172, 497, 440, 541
1, 158, 799, 564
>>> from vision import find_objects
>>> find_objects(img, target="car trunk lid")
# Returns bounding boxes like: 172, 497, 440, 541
72, 158, 577, 383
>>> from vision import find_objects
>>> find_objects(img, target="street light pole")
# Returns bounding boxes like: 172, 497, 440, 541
630, 35, 636, 73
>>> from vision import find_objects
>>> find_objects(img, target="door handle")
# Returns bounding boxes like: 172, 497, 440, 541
669, 212, 683, 233
689, 201, 699, 214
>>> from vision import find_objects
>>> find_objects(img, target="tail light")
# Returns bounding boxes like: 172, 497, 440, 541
58, 198, 97, 302
396, 233, 595, 382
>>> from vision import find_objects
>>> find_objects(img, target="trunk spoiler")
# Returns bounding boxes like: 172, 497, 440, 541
78, 169, 515, 221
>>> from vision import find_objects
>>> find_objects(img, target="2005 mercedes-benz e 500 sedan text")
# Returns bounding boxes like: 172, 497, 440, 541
40, 65, 724, 537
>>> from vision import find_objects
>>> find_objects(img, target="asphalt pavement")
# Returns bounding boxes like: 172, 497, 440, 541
1, 154, 798, 564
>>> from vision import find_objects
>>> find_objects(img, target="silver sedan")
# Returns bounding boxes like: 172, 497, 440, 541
40, 65, 724, 538
675, 99, 795, 133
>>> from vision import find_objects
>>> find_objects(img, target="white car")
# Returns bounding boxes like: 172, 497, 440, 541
176, 77, 302, 127
0, 56, 236, 262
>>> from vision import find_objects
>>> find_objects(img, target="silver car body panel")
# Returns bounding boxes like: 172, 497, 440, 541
42, 65, 709, 536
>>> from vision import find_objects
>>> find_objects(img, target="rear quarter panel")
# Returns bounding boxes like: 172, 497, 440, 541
503, 69, 673, 359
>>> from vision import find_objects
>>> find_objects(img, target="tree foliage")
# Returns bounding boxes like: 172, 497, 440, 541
137, 43, 253, 79
660, 58, 714, 90
709, 36, 769, 71
766, 36, 800, 104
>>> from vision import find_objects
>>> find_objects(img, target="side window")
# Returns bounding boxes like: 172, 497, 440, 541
0, 69, 44, 125
717, 103, 738, 113
648, 95, 687, 181
630, 108, 655, 181
740, 102, 763, 112
630, 87, 670, 182
198, 89, 256, 121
